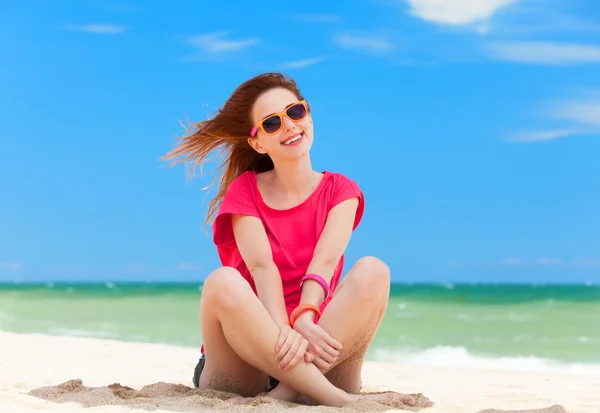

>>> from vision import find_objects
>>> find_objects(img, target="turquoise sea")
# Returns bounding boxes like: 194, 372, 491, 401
1, 282, 599, 374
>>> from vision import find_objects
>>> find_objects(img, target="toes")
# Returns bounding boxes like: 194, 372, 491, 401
392, 393, 416, 406
403, 395, 416, 406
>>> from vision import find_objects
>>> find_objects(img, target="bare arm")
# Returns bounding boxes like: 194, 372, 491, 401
232, 214, 289, 327
298, 197, 360, 321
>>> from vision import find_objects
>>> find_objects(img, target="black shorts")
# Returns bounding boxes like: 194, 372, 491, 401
192, 354, 279, 392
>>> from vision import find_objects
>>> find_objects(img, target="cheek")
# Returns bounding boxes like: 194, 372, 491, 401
299, 117, 313, 131
258, 135, 281, 151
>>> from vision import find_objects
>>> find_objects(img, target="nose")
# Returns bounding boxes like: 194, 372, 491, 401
282, 115, 296, 131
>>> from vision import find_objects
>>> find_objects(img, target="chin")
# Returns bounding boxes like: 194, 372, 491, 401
278, 137, 312, 159
282, 150, 311, 162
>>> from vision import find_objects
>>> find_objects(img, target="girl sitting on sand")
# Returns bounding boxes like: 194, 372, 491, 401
163, 72, 416, 408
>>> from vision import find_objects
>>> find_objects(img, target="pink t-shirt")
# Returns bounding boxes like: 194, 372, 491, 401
212, 170, 365, 318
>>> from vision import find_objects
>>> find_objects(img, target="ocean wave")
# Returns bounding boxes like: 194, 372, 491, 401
0, 311, 17, 324
41, 327, 158, 344
44, 327, 121, 340
371, 345, 600, 376
449, 312, 535, 322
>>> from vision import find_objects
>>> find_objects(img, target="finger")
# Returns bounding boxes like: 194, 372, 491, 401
286, 339, 309, 371
276, 335, 293, 362
324, 333, 343, 351
275, 328, 287, 352
304, 351, 314, 363
316, 345, 337, 363
312, 356, 330, 372
313, 340, 337, 362
279, 333, 302, 369
280, 335, 303, 370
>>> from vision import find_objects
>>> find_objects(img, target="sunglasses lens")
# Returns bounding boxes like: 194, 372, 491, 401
287, 103, 307, 120
262, 115, 282, 134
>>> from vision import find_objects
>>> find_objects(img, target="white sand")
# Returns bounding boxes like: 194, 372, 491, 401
1, 330, 598, 413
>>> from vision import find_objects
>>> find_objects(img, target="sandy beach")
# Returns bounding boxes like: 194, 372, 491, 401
1, 330, 598, 413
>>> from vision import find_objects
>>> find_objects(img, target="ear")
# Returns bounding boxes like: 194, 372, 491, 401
247, 137, 267, 154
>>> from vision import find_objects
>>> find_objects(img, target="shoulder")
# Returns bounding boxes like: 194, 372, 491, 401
321, 171, 364, 207
217, 171, 260, 218
325, 172, 360, 189
322, 171, 362, 198
225, 171, 256, 195
221, 171, 261, 206
321, 171, 365, 229
213, 171, 260, 245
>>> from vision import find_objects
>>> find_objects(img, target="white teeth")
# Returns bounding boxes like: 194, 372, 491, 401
283, 134, 302, 145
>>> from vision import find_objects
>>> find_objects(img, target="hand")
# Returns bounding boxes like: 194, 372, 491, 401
274, 325, 313, 371
293, 316, 343, 372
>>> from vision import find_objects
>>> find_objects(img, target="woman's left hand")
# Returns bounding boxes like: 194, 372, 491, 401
292, 317, 342, 372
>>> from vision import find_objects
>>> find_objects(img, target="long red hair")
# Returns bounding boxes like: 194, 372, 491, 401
162, 72, 306, 226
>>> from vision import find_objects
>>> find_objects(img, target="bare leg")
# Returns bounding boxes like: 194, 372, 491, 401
319, 256, 392, 392
198, 268, 267, 397
199, 266, 355, 407
269, 257, 415, 406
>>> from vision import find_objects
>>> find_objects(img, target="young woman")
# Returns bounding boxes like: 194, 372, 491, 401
163, 72, 415, 408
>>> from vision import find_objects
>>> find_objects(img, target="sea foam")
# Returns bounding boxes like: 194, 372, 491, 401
372, 345, 600, 376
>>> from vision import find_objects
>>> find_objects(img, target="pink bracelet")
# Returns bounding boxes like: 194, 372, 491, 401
300, 273, 330, 300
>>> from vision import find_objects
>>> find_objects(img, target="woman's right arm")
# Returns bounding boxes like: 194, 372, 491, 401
231, 214, 289, 327
232, 213, 312, 378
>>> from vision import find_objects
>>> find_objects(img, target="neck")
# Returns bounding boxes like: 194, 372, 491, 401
270, 155, 316, 195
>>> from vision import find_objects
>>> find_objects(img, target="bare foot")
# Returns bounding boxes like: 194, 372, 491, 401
353, 391, 417, 407
263, 382, 298, 402
229, 384, 298, 405
228, 395, 253, 405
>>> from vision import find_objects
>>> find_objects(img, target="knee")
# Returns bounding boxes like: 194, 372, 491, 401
201, 266, 252, 308
347, 256, 390, 300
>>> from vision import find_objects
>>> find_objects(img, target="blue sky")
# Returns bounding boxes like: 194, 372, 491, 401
1, 0, 599, 284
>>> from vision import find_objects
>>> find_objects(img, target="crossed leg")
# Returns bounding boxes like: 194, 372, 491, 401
267, 256, 391, 397
197, 258, 413, 407
320, 256, 391, 392
198, 266, 353, 406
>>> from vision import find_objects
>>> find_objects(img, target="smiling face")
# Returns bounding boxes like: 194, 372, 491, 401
248, 87, 314, 163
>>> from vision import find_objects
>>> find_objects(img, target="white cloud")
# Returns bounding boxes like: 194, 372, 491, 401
333, 33, 394, 53
0, 261, 22, 271
489, 12, 600, 37
538, 257, 562, 265
187, 31, 259, 54
573, 259, 600, 267
452, 257, 600, 268
502, 257, 523, 265
512, 92, 600, 143
487, 41, 600, 65
509, 128, 585, 143
175, 262, 201, 271
120, 264, 152, 273
64, 24, 128, 34
405, 0, 518, 25
51, 266, 96, 276
506, 257, 600, 267
552, 97, 600, 126
502, 257, 562, 266
280, 57, 323, 69
118, 262, 202, 273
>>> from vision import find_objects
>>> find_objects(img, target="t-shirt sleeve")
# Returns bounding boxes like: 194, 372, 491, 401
212, 173, 260, 246
329, 174, 365, 230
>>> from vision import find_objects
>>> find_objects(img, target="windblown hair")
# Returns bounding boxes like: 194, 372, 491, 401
162, 72, 305, 226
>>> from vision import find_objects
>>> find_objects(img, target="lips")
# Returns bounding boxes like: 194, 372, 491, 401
281, 132, 304, 146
